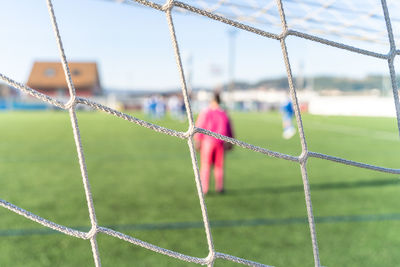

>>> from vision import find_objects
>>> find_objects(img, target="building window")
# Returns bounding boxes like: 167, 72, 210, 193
44, 68, 56, 77
72, 69, 81, 76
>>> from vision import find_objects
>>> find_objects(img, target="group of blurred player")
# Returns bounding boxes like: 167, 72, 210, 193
144, 95, 186, 121
280, 97, 296, 139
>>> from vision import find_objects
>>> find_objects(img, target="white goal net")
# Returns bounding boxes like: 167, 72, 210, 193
0, 0, 400, 266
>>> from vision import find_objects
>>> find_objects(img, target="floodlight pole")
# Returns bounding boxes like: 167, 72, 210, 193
228, 29, 237, 92
186, 53, 193, 94
297, 60, 304, 91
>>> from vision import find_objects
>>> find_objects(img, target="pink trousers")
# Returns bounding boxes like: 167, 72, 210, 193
200, 141, 225, 194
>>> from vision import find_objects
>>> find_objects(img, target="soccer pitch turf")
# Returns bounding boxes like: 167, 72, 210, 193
0, 111, 399, 266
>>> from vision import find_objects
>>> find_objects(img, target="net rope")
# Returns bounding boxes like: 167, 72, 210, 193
0, 0, 399, 266
120, 0, 400, 45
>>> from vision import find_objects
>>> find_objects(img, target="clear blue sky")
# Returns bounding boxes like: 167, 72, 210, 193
0, 0, 395, 91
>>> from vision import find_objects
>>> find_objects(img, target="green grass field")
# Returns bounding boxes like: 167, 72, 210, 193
0, 111, 399, 266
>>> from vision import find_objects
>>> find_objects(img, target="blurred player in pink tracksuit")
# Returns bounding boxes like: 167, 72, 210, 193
195, 93, 234, 195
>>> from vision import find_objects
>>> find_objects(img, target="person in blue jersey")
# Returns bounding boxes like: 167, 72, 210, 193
280, 97, 296, 139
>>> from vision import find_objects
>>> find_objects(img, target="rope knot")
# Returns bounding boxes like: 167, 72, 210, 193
205, 251, 216, 265
299, 151, 308, 164
185, 125, 196, 139
64, 95, 77, 109
388, 48, 397, 60
280, 28, 289, 40
86, 225, 99, 239
162, 0, 174, 11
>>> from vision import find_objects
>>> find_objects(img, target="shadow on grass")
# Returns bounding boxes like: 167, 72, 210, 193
1, 179, 399, 237
224, 178, 400, 196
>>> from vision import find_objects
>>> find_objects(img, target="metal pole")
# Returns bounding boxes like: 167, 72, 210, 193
228, 29, 237, 92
